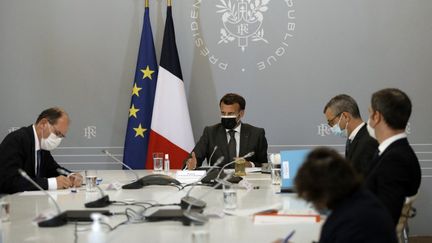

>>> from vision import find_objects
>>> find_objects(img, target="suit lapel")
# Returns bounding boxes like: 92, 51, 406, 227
216, 125, 230, 161
26, 125, 37, 177
347, 124, 366, 158
239, 124, 249, 157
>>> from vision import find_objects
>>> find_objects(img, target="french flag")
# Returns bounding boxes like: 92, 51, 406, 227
146, 3, 194, 169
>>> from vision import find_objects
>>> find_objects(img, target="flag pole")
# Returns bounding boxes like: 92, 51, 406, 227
167, 0, 172, 7
145, 0, 149, 8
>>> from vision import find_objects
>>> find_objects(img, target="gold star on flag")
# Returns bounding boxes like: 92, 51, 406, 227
141, 66, 155, 80
129, 104, 140, 118
133, 124, 146, 138
132, 83, 142, 97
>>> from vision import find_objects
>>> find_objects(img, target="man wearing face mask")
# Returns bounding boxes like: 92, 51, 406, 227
323, 94, 378, 177
365, 88, 421, 225
291, 147, 397, 243
185, 93, 268, 169
0, 107, 82, 194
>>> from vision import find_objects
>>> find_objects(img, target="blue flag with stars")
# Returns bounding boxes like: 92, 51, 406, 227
123, 2, 158, 169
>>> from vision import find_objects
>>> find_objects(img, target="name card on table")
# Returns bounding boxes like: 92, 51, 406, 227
175, 170, 206, 184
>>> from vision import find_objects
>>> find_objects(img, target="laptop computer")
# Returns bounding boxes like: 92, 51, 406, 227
280, 149, 309, 193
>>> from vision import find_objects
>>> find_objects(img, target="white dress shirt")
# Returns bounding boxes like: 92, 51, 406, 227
378, 133, 407, 156
348, 122, 365, 141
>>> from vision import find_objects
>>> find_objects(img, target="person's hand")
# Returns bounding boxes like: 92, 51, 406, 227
272, 239, 283, 243
245, 161, 253, 167
56, 175, 72, 189
186, 152, 197, 170
69, 173, 83, 187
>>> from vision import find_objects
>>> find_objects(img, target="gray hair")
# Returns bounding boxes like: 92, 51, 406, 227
324, 94, 361, 118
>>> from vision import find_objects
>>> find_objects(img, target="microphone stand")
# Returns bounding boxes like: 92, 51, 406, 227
18, 169, 68, 227
180, 156, 224, 209
102, 150, 143, 189
183, 172, 234, 225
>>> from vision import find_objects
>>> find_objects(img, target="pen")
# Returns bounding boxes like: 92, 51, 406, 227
283, 230, 295, 243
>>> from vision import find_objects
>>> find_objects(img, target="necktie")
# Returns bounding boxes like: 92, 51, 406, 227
228, 130, 237, 161
345, 139, 351, 157
36, 150, 41, 177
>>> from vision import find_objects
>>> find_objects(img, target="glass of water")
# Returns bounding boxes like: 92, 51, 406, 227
222, 183, 237, 210
153, 152, 164, 172
85, 170, 98, 192
271, 168, 281, 185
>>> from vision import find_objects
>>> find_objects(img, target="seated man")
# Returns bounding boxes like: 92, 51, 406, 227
323, 94, 378, 176
366, 88, 421, 225
185, 93, 268, 169
0, 107, 82, 194
293, 147, 397, 243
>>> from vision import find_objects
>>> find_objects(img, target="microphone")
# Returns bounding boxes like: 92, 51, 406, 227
215, 151, 255, 181
102, 150, 142, 189
18, 169, 67, 227
183, 172, 234, 225
84, 185, 111, 208
180, 156, 224, 209
208, 145, 218, 167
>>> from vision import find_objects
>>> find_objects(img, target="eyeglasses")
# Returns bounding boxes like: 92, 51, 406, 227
327, 113, 341, 126
50, 125, 66, 138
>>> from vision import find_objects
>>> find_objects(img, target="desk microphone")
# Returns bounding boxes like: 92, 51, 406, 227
215, 151, 255, 181
84, 185, 112, 208
208, 145, 218, 166
102, 149, 142, 189
183, 172, 234, 224
180, 156, 224, 209
18, 169, 67, 227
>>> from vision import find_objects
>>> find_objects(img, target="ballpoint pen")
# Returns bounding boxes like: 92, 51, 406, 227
283, 230, 296, 243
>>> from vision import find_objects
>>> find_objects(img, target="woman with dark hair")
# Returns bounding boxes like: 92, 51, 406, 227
294, 147, 397, 243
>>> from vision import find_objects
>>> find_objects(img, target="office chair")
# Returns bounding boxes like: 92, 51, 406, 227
396, 193, 418, 243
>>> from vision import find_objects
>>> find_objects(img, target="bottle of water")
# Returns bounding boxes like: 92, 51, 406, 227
164, 154, 170, 173
88, 213, 106, 243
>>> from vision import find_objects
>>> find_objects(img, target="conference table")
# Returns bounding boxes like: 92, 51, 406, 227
1, 170, 322, 243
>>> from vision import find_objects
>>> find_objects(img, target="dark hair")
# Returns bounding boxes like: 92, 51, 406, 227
219, 93, 246, 110
35, 107, 67, 125
323, 94, 361, 118
294, 147, 362, 210
371, 88, 411, 130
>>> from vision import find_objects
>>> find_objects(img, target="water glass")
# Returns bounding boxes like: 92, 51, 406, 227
0, 200, 10, 222
153, 152, 164, 172
85, 170, 98, 192
271, 168, 281, 185
222, 183, 237, 210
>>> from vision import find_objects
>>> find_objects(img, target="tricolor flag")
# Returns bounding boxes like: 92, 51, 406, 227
146, 1, 194, 169
123, 0, 158, 169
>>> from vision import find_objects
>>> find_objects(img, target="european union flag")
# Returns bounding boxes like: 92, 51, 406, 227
123, 1, 158, 169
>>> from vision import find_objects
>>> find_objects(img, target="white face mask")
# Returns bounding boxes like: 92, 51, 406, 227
40, 124, 63, 151
367, 119, 377, 140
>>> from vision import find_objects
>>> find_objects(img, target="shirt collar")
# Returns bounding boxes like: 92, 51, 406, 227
348, 122, 365, 141
32, 124, 40, 151
226, 122, 242, 134
378, 132, 407, 155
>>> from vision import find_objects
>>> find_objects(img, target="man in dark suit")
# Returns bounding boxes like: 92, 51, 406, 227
324, 94, 378, 176
0, 107, 82, 194
365, 88, 421, 225
287, 147, 397, 243
185, 93, 268, 169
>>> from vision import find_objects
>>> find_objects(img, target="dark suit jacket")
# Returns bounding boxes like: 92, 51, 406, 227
191, 123, 268, 167
346, 124, 379, 177
365, 138, 421, 225
0, 126, 65, 194
320, 188, 397, 243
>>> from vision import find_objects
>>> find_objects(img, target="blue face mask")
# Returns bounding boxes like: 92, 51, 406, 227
329, 116, 348, 137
